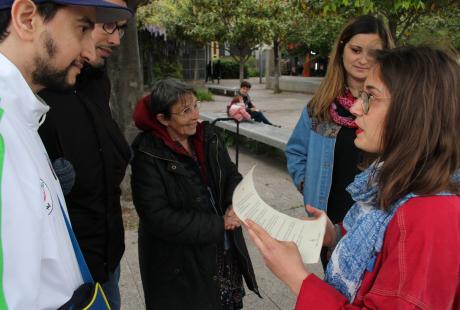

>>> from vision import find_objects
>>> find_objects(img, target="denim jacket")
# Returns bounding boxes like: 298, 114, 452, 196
285, 106, 341, 211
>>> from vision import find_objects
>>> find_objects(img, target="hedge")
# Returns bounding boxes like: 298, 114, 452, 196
213, 59, 248, 79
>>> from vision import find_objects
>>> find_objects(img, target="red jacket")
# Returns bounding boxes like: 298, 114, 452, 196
295, 196, 460, 309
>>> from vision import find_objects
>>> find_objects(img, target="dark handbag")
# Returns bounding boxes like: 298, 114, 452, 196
58, 199, 111, 310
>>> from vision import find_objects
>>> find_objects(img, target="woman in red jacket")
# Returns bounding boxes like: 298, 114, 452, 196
245, 45, 460, 309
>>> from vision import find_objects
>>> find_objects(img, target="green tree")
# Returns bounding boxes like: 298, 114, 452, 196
259, 1, 343, 92
404, 6, 460, 49
291, 14, 346, 56
261, 0, 302, 92
138, 0, 271, 82
322, 0, 459, 43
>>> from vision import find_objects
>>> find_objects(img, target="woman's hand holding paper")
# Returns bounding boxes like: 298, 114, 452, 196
305, 205, 335, 247
244, 219, 309, 296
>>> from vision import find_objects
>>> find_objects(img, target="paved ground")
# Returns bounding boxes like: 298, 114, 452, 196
120, 78, 321, 309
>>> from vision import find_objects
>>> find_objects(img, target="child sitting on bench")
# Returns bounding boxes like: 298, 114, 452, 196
227, 95, 252, 122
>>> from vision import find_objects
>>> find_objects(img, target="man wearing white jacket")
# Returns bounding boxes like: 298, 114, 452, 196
0, 0, 131, 308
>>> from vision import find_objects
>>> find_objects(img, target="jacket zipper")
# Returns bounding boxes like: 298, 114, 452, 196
207, 186, 221, 216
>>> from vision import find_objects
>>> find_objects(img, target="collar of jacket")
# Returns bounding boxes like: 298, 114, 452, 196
0, 52, 49, 130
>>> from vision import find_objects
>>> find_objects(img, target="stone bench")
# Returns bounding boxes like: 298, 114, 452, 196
205, 84, 240, 97
200, 111, 292, 151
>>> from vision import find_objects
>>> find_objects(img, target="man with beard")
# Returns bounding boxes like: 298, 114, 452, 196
0, 0, 131, 309
38, 1, 132, 308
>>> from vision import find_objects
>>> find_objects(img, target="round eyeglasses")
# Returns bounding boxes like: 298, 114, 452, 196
102, 22, 126, 39
170, 101, 202, 117
359, 90, 391, 115
358, 90, 372, 114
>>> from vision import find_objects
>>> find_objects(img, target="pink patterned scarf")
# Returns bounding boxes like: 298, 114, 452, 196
329, 89, 358, 128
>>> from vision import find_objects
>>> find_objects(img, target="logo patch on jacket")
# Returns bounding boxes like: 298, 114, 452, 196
41, 179, 54, 215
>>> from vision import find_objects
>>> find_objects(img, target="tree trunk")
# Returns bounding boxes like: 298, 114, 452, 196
106, 3, 143, 199
265, 47, 274, 89
106, 15, 144, 144
273, 39, 281, 94
194, 51, 199, 81
239, 57, 245, 82
259, 46, 263, 84
388, 16, 398, 44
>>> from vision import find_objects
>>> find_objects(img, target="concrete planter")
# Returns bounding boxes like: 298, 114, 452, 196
265, 76, 323, 94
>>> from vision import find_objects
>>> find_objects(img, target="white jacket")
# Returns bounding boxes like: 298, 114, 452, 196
0, 53, 83, 309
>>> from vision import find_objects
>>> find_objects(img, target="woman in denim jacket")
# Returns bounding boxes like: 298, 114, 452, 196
286, 16, 393, 227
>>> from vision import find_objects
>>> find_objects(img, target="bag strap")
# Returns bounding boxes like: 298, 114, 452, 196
58, 198, 94, 284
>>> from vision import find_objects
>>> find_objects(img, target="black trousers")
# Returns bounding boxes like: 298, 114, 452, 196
249, 111, 272, 125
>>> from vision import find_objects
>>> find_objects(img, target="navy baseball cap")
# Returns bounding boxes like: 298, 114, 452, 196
0, 0, 133, 23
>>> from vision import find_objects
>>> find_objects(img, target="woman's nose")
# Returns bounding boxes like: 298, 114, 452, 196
350, 98, 363, 117
358, 54, 369, 65
191, 108, 200, 119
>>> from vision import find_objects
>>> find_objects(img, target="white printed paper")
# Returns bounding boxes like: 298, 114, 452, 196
233, 166, 326, 264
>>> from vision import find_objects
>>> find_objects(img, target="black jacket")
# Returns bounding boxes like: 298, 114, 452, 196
38, 67, 131, 282
131, 119, 260, 310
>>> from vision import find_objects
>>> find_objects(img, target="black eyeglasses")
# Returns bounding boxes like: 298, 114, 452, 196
102, 22, 126, 39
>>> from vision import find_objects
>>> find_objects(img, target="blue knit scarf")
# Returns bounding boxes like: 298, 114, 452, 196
324, 165, 459, 302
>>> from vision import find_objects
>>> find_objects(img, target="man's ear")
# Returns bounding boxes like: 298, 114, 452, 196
156, 114, 169, 126
10, 0, 41, 41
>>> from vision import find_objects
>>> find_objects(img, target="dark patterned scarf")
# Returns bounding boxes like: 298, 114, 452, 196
330, 89, 358, 128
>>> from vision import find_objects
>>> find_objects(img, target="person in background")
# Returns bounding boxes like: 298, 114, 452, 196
205, 60, 214, 83
285, 15, 394, 265
239, 80, 278, 126
227, 95, 252, 122
0, 0, 130, 308
131, 79, 260, 309
38, 1, 132, 308
247, 45, 460, 309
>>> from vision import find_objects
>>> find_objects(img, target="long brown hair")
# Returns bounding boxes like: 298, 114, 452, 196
308, 15, 394, 121
375, 46, 460, 210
